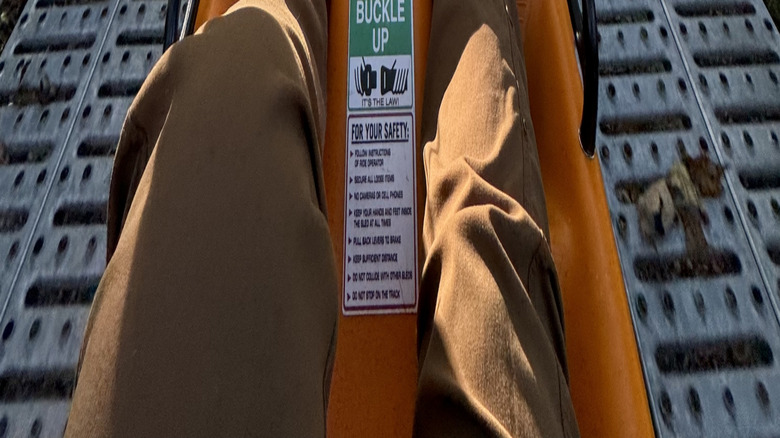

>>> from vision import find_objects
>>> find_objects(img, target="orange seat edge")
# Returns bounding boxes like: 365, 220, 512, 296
523, 0, 655, 437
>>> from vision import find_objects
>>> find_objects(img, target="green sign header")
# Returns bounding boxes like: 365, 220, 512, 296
349, 0, 413, 56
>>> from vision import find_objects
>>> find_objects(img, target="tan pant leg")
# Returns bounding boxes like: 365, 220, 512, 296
414, 0, 579, 437
65, 1, 335, 437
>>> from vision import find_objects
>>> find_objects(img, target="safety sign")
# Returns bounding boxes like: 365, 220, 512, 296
343, 0, 417, 315
349, 55, 412, 110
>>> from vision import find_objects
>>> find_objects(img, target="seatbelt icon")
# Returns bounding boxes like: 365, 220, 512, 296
381, 60, 409, 95
355, 57, 377, 96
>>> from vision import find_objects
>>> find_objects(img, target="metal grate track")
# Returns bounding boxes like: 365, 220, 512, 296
596, 0, 780, 435
0, 0, 181, 434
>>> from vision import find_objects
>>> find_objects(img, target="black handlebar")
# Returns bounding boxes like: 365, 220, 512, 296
163, 0, 200, 52
566, 0, 599, 157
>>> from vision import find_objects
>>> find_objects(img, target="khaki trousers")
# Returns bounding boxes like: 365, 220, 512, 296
65, 0, 579, 436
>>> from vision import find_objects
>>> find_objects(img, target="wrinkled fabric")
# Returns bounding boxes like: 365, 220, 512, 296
66, 2, 335, 437
414, 1, 578, 437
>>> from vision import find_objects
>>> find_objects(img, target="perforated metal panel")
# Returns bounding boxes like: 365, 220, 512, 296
0, 0, 181, 434
596, 0, 780, 436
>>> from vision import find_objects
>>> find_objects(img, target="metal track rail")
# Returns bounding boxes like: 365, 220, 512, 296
0, 0, 185, 434
595, 0, 780, 435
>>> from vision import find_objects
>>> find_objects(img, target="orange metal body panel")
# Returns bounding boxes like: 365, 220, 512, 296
193, 0, 225, 30
322, 3, 430, 437
191, 1, 654, 437
521, 1, 654, 437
